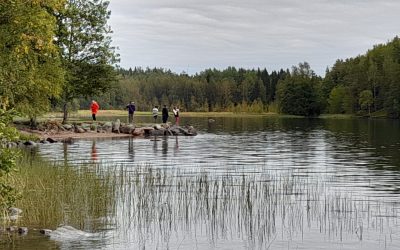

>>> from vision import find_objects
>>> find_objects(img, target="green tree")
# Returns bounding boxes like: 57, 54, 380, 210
359, 90, 373, 115
277, 63, 322, 116
55, 0, 119, 123
328, 85, 346, 114
0, 0, 65, 119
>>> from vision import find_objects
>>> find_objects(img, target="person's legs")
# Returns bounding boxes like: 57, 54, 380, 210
128, 113, 133, 123
92, 114, 96, 121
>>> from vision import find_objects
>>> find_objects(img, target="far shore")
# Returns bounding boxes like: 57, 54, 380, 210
38, 110, 355, 120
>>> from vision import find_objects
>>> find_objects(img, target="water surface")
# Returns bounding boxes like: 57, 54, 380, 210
10, 117, 400, 249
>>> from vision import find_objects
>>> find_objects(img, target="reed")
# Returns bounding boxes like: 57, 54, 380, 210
110, 166, 399, 249
2, 158, 398, 249
7, 154, 116, 230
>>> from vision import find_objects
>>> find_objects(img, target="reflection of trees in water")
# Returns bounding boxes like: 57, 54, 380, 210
113, 167, 399, 249
323, 119, 400, 193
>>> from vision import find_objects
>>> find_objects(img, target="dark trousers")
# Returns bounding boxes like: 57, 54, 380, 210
128, 113, 134, 123
162, 116, 168, 123
92, 114, 96, 121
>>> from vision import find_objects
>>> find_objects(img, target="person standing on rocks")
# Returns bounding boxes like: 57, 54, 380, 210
152, 105, 159, 123
162, 105, 169, 124
173, 106, 180, 125
90, 100, 99, 121
126, 101, 136, 124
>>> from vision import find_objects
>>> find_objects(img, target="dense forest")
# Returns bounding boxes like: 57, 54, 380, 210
83, 37, 400, 118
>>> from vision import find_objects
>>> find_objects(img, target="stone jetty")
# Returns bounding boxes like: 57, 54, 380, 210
16, 119, 197, 145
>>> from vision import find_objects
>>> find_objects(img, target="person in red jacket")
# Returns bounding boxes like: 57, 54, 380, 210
90, 100, 99, 121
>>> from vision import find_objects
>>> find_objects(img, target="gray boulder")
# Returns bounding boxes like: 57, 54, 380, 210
150, 128, 166, 136
62, 124, 73, 130
81, 123, 91, 131
120, 124, 135, 134
46, 137, 57, 143
75, 126, 85, 133
40, 229, 53, 236
132, 128, 144, 136
153, 124, 163, 130
90, 123, 97, 131
23, 140, 37, 146
112, 119, 121, 133
18, 227, 28, 234
102, 122, 113, 133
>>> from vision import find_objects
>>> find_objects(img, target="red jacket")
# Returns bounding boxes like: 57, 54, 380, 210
91, 101, 99, 114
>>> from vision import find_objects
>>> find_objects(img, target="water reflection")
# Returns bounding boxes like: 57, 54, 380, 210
161, 137, 168, 157
128, 138, 134, 161
91, 141, 98, 162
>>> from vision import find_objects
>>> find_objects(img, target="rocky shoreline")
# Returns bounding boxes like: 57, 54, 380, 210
14, 119, 197, 146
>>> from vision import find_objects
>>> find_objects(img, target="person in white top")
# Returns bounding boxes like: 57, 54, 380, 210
172, 106, 180, 125
152, 105, 159, 123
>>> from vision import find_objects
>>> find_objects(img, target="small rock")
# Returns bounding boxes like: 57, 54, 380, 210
9, 207, 22, 216
6, 226, 18, 232
75, 126, 85, 133
208, 119, 215, 123
40, 229, 52, 236
63, 124, 73, 130
81, 124, 91, 132
120, 124, 135, 134
132, 128, 144, 136
150, 129, 166, 136
46, 137, 57, 143
90, 123, 97, 131
23, 141, 37, 146
18, 227, 28, 234
154, 124, 163, 130
103, 122, 113, 133
6, 142, 17, 148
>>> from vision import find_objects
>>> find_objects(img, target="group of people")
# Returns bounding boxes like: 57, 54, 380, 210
152, 105, 180, 125
89, 100, 179, 125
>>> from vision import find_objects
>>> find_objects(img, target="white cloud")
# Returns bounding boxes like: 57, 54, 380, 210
108, 0, 400, 75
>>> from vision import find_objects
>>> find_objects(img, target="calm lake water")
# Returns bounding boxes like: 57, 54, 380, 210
8, 116, 400, 249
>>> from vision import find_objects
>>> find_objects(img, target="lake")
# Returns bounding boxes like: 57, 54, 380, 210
5, 116, 400, 249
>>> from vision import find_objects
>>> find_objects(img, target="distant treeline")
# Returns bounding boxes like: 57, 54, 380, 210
81, 37, 400, 118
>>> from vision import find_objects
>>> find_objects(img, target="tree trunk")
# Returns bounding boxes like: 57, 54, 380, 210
30, 116, 37, 129
62, 102, 68, 124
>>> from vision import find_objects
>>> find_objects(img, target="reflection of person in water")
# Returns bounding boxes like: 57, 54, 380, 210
162, 137, 168, 157
153, 136, 158, 153
174, 136, 179, 156
128, 138, 135, 161
91, 141, 98, 161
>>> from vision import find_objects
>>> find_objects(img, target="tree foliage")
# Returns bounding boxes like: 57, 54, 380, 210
0, 0, 65, 117
324, 37, 400, 118
80, 67, 288, 113
54, 0, 119, 122
276, 63, 322, 116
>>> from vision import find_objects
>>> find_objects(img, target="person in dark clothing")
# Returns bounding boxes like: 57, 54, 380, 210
162, 105, 169, 123
126, 101, 136, 124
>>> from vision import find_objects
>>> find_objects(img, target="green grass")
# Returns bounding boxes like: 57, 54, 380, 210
5, 154, 116, 230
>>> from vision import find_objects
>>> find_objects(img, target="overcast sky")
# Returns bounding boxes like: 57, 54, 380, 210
108, 0, 400, 76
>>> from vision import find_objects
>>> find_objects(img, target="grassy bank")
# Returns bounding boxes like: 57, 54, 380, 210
5, 154, 116, 230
